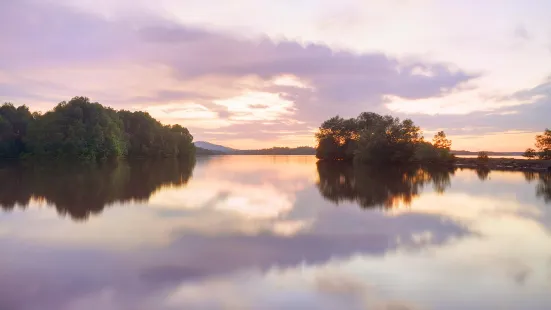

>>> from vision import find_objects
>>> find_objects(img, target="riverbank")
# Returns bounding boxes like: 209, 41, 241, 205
455, 157, 551, 172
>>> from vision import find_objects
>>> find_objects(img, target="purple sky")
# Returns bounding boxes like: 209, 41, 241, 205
1, 0, 550, 150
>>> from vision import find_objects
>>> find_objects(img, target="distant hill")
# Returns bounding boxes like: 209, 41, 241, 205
194, 141, 237, 153
195, 147, 225, 155
194, 141, 315, 155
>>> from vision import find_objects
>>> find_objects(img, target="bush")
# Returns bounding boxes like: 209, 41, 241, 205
477, 151, 489, 164
415, 142, 455, 163
523, 148, 537, 159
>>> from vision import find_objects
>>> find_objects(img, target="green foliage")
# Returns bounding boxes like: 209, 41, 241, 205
118, 111, 194, 158
315, 116, 358, 160
315, 112, 436, 164
25, 97, 127, 161
414, 141, 455, 163
523, 148, 537, 159
0, 103, 34, 158
0, 97, 195, 161
355, 117, 423, 164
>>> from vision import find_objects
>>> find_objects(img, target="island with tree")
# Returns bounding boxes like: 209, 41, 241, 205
1, 97, 550, 172
315, 112, 454, 164
0, 97, 195, 161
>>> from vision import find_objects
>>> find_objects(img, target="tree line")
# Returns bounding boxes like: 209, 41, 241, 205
523, 129, 551, 160
235, 146, 316, 155
0, 97, 195, 161
315, 112, 454, 164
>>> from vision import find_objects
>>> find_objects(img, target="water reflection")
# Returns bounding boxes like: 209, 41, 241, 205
1, 156, 550, 310
475, 166, 491, 181
0, 158, 195, 220
524, 171, 551, 203
316, 161, 455, 208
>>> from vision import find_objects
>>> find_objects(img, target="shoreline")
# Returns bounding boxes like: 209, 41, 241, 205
454, 157, 551, 172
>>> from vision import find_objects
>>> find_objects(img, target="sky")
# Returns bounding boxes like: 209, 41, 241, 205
1, 0, 550, 151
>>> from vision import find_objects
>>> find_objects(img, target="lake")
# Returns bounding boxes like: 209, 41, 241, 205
1, 156, 550, 310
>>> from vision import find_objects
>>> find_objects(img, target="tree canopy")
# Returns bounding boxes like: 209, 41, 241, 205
315, 112, 453, 164
523, 148, 537, 159
534, 129, 551, 160
0, 103, 34, 158
0, 97, 195, 161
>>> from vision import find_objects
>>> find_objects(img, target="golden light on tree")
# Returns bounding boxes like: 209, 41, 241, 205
433, 131, 452, 150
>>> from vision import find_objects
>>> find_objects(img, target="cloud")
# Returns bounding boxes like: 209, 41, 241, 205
514, 24, 531, 40
391, 77, 551, 150
0, 0, 476, 147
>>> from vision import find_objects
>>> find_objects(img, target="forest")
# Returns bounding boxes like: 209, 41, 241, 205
315, 112, 454, 164
0, 97, 195, 161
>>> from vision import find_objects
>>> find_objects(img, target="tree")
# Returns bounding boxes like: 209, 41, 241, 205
477, 151, 489, 164
355, 116, 423, 164
523, 148, 537, 159
433, 131, 452, 150
315, 116, 359, 160
535, 129, 551, 160
25, 97, 127, 160
0, 103, 34, 158
118, 111, 194, 158
315, 112, 456, 164
414, 141, 453, 163
0, 98, 196, 160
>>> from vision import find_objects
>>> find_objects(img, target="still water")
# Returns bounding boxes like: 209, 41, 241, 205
1, 156, 550, 310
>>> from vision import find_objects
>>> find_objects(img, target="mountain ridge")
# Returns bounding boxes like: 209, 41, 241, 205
194, 141, 238, 153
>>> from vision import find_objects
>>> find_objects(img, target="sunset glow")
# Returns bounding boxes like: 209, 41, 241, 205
1, 0, 550, 150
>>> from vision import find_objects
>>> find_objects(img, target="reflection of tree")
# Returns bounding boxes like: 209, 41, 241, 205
316, 161, 455, 208
0, 158, 195, 220
523, 171, 538, 182
475, 166, 490, 181
523, 171, 551, 204
536, 173, 551, 203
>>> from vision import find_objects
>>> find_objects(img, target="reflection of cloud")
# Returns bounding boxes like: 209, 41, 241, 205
2, 157, 551, 309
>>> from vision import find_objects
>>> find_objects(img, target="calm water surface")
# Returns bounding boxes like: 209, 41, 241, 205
1, 156, 550, 310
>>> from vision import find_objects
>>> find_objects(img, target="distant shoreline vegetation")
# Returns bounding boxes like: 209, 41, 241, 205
315, 112, 454, 165
194, 141, 316, 155
0, 97, 195, 161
